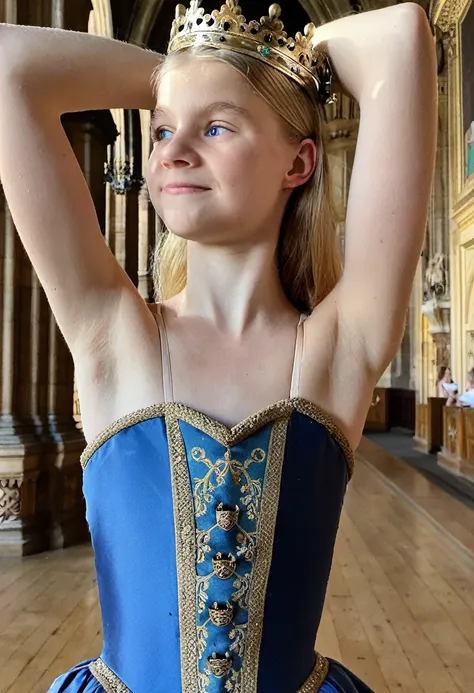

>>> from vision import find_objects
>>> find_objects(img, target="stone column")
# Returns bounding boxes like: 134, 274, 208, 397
138, 110, 156, 302
0, 0, 55, 556
0, 191, 47, 555
47, 110, 116, 548
421, 38, 451, 376
0, 0, 114, 555
325, 94, 359, 258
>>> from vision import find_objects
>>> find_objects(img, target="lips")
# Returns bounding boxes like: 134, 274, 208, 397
162, 183, 211, 194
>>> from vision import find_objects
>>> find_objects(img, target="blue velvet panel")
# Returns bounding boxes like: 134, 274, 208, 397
83, 418, 182, 692
258, 413, 349, 691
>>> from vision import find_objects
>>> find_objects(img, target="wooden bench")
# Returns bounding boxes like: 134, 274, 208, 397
414, 397, 445, 454
438, 407, 474, 480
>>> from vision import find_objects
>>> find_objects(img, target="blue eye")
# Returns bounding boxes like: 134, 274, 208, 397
206, 125, 228, 137
157, 129, 173, 141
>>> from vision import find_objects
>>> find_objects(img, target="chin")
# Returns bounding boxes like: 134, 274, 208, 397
161, 210, 230, 243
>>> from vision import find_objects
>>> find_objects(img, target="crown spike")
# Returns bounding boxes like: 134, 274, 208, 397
268, 4, 282, 20
167, 1, 336, 104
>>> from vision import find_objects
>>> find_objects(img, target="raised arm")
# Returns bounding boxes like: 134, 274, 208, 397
314, 4, 437, 376
0, 25, 161, 355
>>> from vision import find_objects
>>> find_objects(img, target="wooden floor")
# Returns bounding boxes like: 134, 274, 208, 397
0, 443, 473, 693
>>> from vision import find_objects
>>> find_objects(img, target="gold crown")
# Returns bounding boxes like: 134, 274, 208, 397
168, 1, 335, 104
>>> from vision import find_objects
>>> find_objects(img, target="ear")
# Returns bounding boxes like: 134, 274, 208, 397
283, 139, 317, 190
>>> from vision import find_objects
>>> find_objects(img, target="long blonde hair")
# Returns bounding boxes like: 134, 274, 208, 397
152, 47, 341, 313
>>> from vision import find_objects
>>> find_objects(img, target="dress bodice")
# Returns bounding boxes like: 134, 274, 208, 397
80, 398, 353, 693
49, 307, 374, 693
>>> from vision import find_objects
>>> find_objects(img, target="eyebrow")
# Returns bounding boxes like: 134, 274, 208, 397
152, 100, 251, 123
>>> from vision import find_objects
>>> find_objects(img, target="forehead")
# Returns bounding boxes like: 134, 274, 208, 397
156, 58, 267, 119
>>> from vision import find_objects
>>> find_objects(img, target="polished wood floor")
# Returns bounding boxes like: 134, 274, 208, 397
0, 443, 473, 693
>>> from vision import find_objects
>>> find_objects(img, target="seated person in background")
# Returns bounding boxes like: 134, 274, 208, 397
437, 366, 457, 399
457, 369, 474, 408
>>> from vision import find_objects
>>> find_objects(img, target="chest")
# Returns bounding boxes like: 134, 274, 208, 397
165, 323, 298, 427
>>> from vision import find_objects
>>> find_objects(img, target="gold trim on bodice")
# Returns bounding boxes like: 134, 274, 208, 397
80, 398, 354, 476
89, 653, 329, 693
89, 658, 131, 692
241, 418, 288, 692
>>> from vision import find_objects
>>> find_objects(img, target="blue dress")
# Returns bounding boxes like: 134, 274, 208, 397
48, 310, 374, 693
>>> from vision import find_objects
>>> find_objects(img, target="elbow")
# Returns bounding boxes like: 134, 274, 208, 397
0, 25, 37, 87
395, 3, 434, 48
388, 3, 436, 82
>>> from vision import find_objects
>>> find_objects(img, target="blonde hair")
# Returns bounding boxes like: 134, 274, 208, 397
152, 47, 342, 313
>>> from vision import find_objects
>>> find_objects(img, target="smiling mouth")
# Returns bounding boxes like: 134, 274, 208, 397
162, 184, 211, 195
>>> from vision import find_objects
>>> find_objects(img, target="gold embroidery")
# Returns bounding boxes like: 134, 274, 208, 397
88, 653, 329, 692
241, 418, 288, 692
80, 398, 354, 477
192, 447, 265, 518
165, 411, 199, 693
297, 653, 330, 692
191, 437, 271, 691
87, 652, 329, 692
89, 658, 131, 693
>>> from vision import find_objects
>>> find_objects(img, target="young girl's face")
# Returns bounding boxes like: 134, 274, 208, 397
147, 58, 313, 246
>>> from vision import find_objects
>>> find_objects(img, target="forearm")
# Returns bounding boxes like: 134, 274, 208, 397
0, 24, 162, 113
314, 4, 435, 104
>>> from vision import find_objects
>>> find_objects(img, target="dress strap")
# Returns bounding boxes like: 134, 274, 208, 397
154, 304, 174, 404
290, 313, 307, 399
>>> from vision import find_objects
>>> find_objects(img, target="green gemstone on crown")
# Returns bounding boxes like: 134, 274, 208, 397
258, 45, 271, 57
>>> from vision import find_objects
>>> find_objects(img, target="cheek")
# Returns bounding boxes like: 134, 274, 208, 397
145, 152, 162, 205
220, 147, 284, 202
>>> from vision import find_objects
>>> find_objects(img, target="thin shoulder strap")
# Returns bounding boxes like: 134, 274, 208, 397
290, 314, 307, 399
154, 304, 174, 404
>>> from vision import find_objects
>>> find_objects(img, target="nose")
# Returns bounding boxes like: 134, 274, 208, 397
160, 133, 199, 170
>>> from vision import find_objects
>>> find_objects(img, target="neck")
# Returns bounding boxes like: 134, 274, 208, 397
174, 239, 296, 334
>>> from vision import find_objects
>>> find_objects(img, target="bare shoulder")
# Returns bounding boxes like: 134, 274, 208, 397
302, 287, 378, 449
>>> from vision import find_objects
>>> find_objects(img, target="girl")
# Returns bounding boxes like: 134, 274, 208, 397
437, 365, 456, 399
0, 2, 437, 692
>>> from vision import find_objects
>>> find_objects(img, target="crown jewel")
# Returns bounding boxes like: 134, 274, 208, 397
168, 1, 335, 104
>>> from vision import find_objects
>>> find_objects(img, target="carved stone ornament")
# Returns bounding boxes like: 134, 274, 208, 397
468, 330, 474, 368
432, 331, 451, 368
442, 24, 457, 63
423, 252, 448, 300
433, 0, 470, 32
0, 477, 23, 523
422, 296, 451, 335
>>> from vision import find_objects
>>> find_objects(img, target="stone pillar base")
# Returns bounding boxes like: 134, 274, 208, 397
0, 418, 46, 556
0, 415, 88, 556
